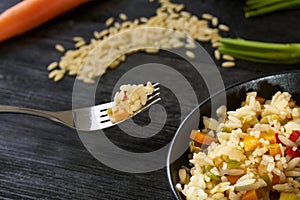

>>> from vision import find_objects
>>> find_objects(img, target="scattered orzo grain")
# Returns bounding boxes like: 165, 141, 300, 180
73, 36, 85, 42
185, 43, 196, 49
48, 69, 61, 79
218, 24, 230, 32
105, 17, 115, 26
212, 42, 221, 48
119, 13, 127, 21
185, 50, 195, 59
222, 54, 235, 61
212, 17, 219, 27
222, 61, 235, 68
202, 13, 213, 20
54, 72, 65, 82
47, 61, 58, 71
75, 41, 86, 48
55, 44, 65, 53
214, 49, 221, 60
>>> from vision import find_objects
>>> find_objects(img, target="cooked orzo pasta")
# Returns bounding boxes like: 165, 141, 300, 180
107, 82, 154, 123
178, 91, 300, 200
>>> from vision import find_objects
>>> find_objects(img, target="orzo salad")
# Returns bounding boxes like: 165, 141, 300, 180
177, 91, 300, 200
107, 82, 154, 123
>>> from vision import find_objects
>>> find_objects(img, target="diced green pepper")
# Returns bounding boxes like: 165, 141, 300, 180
203, 166, 221, 183
261, 173, 272, 191
225, 159, 240, 169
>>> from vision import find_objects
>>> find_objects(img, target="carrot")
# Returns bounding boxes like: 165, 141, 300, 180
190, 130, 217, 145
269, 144, 282, 157
226, 175, 244, 185
255, 96, 265, 104
0, 0, 90, 42
260, 130, 276, 144
242, 189, 258, 200
244, 136, 260, 151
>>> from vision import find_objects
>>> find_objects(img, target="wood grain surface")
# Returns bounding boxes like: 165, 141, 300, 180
0, 0, 299, 199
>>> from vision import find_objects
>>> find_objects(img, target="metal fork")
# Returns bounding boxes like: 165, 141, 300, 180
0, 83, 160, 131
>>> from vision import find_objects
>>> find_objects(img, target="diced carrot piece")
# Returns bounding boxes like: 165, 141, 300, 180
244, 136, 260, 151
256, 96, 265, 104
190, 130, 216, 146
260, 130, 276, 144
242, 190, 258, 200
226, 175, 244, 185
269, 144, 282, 157
110, 108, 130, 123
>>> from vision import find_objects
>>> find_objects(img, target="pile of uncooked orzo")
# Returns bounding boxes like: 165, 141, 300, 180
177, 91, 300, 200
48, 0, 231, 83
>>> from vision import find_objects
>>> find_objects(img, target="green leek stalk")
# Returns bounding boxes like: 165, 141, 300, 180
245, 0, 300, 18
218, 38, 300, 64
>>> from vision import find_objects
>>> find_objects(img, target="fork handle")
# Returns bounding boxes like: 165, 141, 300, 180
0, 105, 53, 116
0, 105, 73, 127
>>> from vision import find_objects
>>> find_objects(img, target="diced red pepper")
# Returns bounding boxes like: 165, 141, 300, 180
272, 173, 280, 185
275, 133, 282, 144
286, 147, 300, 158
289, 130, 300, 142
122, 91, 128, 101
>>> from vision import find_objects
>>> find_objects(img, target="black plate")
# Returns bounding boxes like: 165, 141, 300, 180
166, 71, 300, 200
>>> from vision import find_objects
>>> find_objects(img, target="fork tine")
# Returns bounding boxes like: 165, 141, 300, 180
99, 121, 114, 129
152, 82, 159, 87
99, 115, 110, 122
139, 97, 161, 112
99, 110, 109, 116
153, 87, 160, 93
147, 92, 160, 101
95, 102, 113, 111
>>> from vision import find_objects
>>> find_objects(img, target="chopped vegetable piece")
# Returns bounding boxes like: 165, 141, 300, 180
289, 130, 300, 142
279, 192, 299, 200
286, 147, 300, 158
203, 165, 212, 172
261, 130, 276, 144
189, 141, 201, 153
242, 189, 258, 200
107, 108, 112, 115
261, 173, 272, 191
203, 166, 220, 183
221, 126, 231, 133
109, 107, 131, 123
244, 136, 260, 151
226, 175, 244, 185
256, 96, 265, 104
218, 38, 300, 65
190, 130, 217, 146
272, 173, 280, 185
269, 144, 282, 157
0, 0, 90, 42
275, 133, 282, 144
225, 159, 240, 169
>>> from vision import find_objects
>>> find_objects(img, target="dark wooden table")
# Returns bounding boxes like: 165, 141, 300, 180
0, 0, 299, 199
